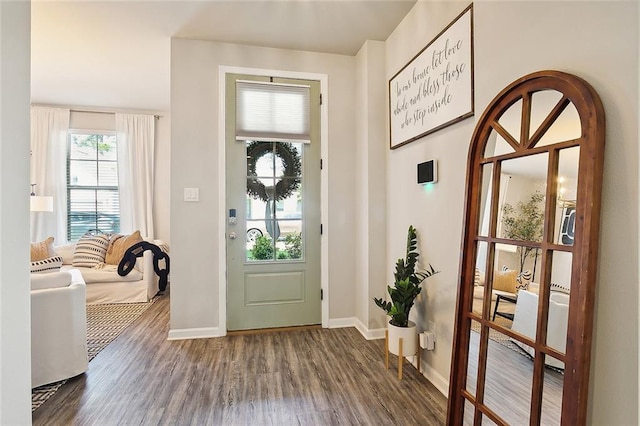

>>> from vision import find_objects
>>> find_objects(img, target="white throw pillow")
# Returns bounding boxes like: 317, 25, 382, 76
30, 255, 64, 274
54, 243, 76, 265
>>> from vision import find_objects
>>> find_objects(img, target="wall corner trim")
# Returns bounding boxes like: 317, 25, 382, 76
328, 317, 385, 340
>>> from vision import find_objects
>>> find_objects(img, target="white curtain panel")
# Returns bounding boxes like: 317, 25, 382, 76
30, 106, 70, 243
115, 113, 155, 239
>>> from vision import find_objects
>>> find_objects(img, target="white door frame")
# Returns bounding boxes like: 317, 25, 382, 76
217, 65, 329, 335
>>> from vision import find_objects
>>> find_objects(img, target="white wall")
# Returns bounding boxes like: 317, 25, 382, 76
0, 1, 32, 423
385, 2, 474, 393
170, 39, 357, 332
355, 40, 388, 332
386, 0, 639, 423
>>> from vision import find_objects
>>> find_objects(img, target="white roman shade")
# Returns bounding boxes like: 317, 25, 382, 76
236, 81, 311, 143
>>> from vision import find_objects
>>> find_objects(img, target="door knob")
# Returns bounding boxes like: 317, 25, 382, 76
228, 232, 237, 240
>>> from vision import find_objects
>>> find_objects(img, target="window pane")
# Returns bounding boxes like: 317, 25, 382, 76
247, 232, 275, 261
275, 183, 302, 219
275, 143, 302, 178
276, 221, 302, 260
69, 134, 98, 160
67, 132, 120, 241
98, 161, 118, 186
98, 135, 117, 161
69, 160, 97, 186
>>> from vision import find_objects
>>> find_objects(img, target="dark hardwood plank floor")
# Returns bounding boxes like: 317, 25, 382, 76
32, 294, 447, 425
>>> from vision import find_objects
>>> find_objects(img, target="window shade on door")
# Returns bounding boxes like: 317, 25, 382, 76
236, 81, 311, 143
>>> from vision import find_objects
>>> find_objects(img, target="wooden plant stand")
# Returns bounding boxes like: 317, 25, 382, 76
385, 329, 420, 380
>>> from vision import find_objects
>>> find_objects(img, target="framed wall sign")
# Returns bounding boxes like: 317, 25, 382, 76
389, 4, 474, 149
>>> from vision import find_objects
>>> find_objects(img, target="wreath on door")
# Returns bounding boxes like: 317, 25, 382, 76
246, 141, 302, 202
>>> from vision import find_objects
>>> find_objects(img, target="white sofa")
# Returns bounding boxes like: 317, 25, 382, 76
56, 241, 160, 304
31, 269, 88, 388
511, 289, 569, 369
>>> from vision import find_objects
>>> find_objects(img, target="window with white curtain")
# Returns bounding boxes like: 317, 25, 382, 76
236, 81, 311, 143
66, 131, 120, 240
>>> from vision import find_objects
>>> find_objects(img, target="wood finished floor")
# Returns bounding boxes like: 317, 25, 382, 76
32, 294, 447, 425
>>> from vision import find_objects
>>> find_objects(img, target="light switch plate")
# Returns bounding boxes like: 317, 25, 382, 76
184, 187, 199, 202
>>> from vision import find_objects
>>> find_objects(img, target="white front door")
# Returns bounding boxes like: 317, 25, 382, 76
225, 73, 321, 331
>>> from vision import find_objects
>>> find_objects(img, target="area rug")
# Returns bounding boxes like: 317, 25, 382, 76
31, 298, 158, 411
471, 316, 522, 353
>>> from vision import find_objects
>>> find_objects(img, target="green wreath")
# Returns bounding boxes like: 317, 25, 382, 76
246, 141, 302, 202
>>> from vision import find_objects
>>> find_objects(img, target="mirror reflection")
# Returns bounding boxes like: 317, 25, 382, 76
453, 71, 604, 424
484, 128, 515, 158
466, 324, 565, 425
531, 90, 581, 147
497, 98, 522, 141
555, 147, 580, 245
541, 369, 564, 425
467, 319, 481, 397
477, 164, 494, 237
472, 242, 489, 318
463, 399, 475, 425
483, 328, 533, 424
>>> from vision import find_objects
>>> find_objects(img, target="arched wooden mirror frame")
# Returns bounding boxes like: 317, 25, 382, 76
447, 70, 605, 425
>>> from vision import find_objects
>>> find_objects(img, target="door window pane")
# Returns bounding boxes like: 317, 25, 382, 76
246, 141, 303, 262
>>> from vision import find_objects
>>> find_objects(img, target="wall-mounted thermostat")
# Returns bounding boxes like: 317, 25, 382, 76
417, 159, 438, 184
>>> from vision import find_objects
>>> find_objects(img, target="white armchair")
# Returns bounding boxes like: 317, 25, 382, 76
511, 289, 569, 369
31, 269, 88, 388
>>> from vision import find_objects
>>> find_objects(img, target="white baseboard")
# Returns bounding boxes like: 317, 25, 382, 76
405, 355, 449, 397
327, 317, 355, 329
328, 317, 385, 340
167, 327, 223, 340
354, 318, 386, 340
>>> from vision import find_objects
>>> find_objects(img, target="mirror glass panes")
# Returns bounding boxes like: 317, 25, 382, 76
555, 147, 580, 245
467, 319, 482, 397
546, 250, 573, 360
451, 72, 604, 425
477, 164, 494, 237
473, 242, 489, 318
246, 141, 304, 262
481, 416, 498, 425
531, 90, 581, 148
463, 398, 475, 425
541, 368, 564, 425
492, 242, 538, 293
499, 154, 548, 243
483, 328, 533, 425
496, 98, 522, 144
484, 128, 515, 158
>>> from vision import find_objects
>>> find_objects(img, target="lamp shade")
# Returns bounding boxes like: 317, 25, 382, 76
30, 196, 53, 212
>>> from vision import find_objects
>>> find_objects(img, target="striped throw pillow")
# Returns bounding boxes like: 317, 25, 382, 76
72, 232, 110, 268
31, 255, 64, 274
551, 282, 571, 294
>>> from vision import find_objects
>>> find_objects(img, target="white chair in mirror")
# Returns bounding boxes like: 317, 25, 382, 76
511, 288, 570, 369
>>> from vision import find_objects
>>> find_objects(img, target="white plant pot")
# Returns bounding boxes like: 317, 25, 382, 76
387, 320, 418, 356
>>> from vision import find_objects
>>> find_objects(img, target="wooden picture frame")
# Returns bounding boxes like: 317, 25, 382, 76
389, 4, 474, 149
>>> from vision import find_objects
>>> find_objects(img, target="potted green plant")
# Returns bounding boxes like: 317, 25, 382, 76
501, 191, 544, 275
374, 225, 438, 357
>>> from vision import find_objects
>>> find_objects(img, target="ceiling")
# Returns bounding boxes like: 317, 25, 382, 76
31, 0, 417, 111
